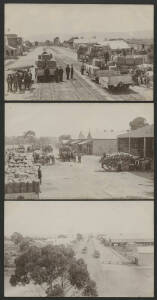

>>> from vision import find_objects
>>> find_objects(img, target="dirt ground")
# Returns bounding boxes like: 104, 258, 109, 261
74, 237, 154, 297
39, 155, 153, 199
5, 46, 153, 101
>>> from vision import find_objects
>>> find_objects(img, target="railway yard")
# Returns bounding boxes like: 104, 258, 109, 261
5, 46, 153, 101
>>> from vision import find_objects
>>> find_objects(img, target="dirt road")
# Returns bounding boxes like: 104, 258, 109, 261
5, 46, 153, 101
40, 155, 153, 199
74, 237, 154, 297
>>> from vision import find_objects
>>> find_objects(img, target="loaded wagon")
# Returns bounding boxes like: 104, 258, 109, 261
99, 71, 133, 90
35, 51, 57, 82
85, 64, 133, 89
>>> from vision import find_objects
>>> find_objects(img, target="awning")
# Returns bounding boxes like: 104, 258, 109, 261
8, 65, 34, 71
70, 140, 81, 145
78, 140, 91, 145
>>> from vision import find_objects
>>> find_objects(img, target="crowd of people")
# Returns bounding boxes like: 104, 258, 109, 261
7, 69, 32, 93
131, 68, 151, 87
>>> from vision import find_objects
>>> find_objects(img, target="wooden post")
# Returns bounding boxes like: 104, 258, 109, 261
128, 136, 131, 154
144, 137, 146, 158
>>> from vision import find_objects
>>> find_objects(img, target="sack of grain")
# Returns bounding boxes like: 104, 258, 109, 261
20, 181, 27, 193
7, 181, 13, 194
13, 181, 20, 193
116, 56, 126, 65
134, 56, 144, 65
126, 56, 134, 65
27, 181, 33, 193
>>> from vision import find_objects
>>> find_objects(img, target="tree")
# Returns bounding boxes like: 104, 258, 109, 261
10, 243, 96, 296
58, 135, 71, 142
19, 237, 33, 252
46, 284, 64, 297
83, 279, 98, 296
45, 40, 51, 46
76, 233, 83, 241
11, 232, 23, 245
69, 258, 89, 289
129, 117, 149, 131
23, 130, 36, 138
23, 130, 36, 144
4, 253, 9, 267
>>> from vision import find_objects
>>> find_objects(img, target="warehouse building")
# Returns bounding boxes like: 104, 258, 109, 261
68, 130, 118, 155
101, 39, 131, 55
5, 34, 24, 58
110, 237, 153, 247
136, 246, 154, 266
117, 125, 154, 158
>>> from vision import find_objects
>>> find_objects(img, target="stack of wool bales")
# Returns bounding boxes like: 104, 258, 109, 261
113, 55, 144, 66
5, 152, 39, 195
102, 152, 135, 171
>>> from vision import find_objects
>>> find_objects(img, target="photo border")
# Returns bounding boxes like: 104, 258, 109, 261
0, 0, 156, 299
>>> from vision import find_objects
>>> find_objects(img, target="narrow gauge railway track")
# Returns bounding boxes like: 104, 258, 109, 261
52, 47, 151, 101
53, 51, 106, 101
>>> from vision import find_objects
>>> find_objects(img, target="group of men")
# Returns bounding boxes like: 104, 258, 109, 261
54, 64, 74, 82
7, 69, 32, 93
132, 68, 151, 87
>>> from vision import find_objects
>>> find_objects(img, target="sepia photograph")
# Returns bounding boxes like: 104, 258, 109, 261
4, 201, 154, 297
5, 103, 154, 200
4, 4, 154, 101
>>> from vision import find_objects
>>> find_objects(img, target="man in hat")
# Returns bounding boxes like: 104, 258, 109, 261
66, 64, 70, 80
58, 66, 64, 82
70, 64, 74, 79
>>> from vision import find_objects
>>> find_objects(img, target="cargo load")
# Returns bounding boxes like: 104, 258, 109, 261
35, 51, 57, 82
100, 152, 136, 171
99, 73, 132, 90
113, 55, 144, 66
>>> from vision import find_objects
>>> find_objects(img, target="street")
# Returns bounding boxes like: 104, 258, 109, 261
40, 155, 153, 199
5, 46, 153, 101
74, 236, 154, 297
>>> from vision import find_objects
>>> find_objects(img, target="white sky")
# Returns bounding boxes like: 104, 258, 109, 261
5, 4, 153, 40
5, 201, 153, 238
5, 103, 154, 138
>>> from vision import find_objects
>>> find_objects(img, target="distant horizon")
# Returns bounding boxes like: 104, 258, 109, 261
5, 29, 153, 43
5, 232, 154, 240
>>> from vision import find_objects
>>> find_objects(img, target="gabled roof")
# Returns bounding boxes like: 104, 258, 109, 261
87, 130, 92, 139
78, 131, 85, 139
101, 40, 130, 50
118, 125, 154, 139
73, 38, 99, 45
92, 129, 123, 139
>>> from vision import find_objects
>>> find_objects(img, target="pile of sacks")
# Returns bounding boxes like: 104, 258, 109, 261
5, 152, 39, 194
113, 55, 144, 66
101, 152, 135, 171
